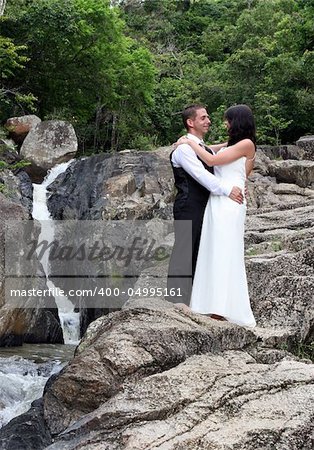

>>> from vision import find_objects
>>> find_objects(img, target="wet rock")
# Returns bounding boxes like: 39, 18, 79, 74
0, 188, 63, 346
24, 308, 63, 344
15, 170, 33, 214
0, 398, 52, 450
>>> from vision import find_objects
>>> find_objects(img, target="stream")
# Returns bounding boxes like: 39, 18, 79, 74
0, 161, 80, 429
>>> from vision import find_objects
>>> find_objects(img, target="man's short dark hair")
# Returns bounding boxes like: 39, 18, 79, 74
182, 104, 206, 131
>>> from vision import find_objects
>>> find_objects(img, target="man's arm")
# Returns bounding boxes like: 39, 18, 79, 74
172, 144, 243, 203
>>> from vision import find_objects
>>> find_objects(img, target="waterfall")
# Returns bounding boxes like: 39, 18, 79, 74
32, 162, 80, 345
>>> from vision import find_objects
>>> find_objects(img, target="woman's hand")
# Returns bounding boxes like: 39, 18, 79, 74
173, 135, 191, 148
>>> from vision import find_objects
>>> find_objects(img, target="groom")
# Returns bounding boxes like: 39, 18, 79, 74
167, 104, 243, 304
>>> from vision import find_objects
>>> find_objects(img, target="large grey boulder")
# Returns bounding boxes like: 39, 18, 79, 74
0, 399, 52, 450
268, 159, 314, 187
43, 299, 257, 436
259, 144, 305, 161
20, 120, 77, 181
296, 135, 314, 160
46, 350, 314, 450
279, 144, 305, 160
40, 299, 313, 450
47, 147, 174, 220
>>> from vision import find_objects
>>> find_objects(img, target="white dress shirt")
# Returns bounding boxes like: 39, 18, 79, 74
171, 133, 233, 196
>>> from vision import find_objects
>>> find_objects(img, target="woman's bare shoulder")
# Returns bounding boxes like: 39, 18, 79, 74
233, 139, 255, 156
237, 138, 255, 148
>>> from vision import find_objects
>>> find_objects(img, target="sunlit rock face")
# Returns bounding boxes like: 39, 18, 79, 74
296, 135, 314, 161
20, 120, 77, 182
5, 115, 41, 145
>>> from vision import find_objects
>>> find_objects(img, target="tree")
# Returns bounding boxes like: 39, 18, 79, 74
1, 0, 312, 148
0, 0, 155, 151
255, 92, 292, 145
0, 35, 35, 117
0, 1, 6, 16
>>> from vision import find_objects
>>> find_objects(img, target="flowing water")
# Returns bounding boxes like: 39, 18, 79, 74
0, 344, 75, 428
0, 161, 80, 429
32, 161, 80, 345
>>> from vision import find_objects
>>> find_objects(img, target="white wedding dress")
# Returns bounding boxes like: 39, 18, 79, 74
190, 148, 256, 327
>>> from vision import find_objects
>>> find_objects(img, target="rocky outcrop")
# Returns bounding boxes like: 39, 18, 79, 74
43, 300, 257, 436
0, 142, 19, 164
45, 144, 314, 345
45, 148, 174, 336
20, 120, 77, 182
0, 138, 313, 448
15, 170, 33, 214
259, 144, 305, 160
245, 205, 314, 345
241, 150, 314, 349
296, 135, 314, 160
1, 299, 312, 449
47, 148, 174, 220
268, 159, 314, 187
0, 168, 33, 214
0, 173, 63, 346
5, 115, 41, 145
36, 299, 314, 449
46, 349, 314, 450
0, 139, 33, 212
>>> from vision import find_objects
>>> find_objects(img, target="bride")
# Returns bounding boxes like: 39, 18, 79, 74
175, 104, 256, 327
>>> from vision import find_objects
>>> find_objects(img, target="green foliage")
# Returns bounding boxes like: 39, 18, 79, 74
0, 34, 35, 116
281, 340, 314, 362
208, 105, 228, 143
0, 0, 313, 151
255, 92, 292, 145
0, 183, 8, 195
121, 0, 313, 145
0, 0, 155, 151
0, 159, 31, 171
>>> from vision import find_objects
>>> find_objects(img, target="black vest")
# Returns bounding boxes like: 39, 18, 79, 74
170, 148, 214, 214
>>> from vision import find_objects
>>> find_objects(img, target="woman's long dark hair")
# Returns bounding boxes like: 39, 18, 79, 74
224, 104, 256, 148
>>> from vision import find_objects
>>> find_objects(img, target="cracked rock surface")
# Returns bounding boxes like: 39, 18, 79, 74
43, 300, 257, 436
44, 307, 313, 449
0, 143, 313, 449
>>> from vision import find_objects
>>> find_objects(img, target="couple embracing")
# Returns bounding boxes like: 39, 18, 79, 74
168, 104, 256, 328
